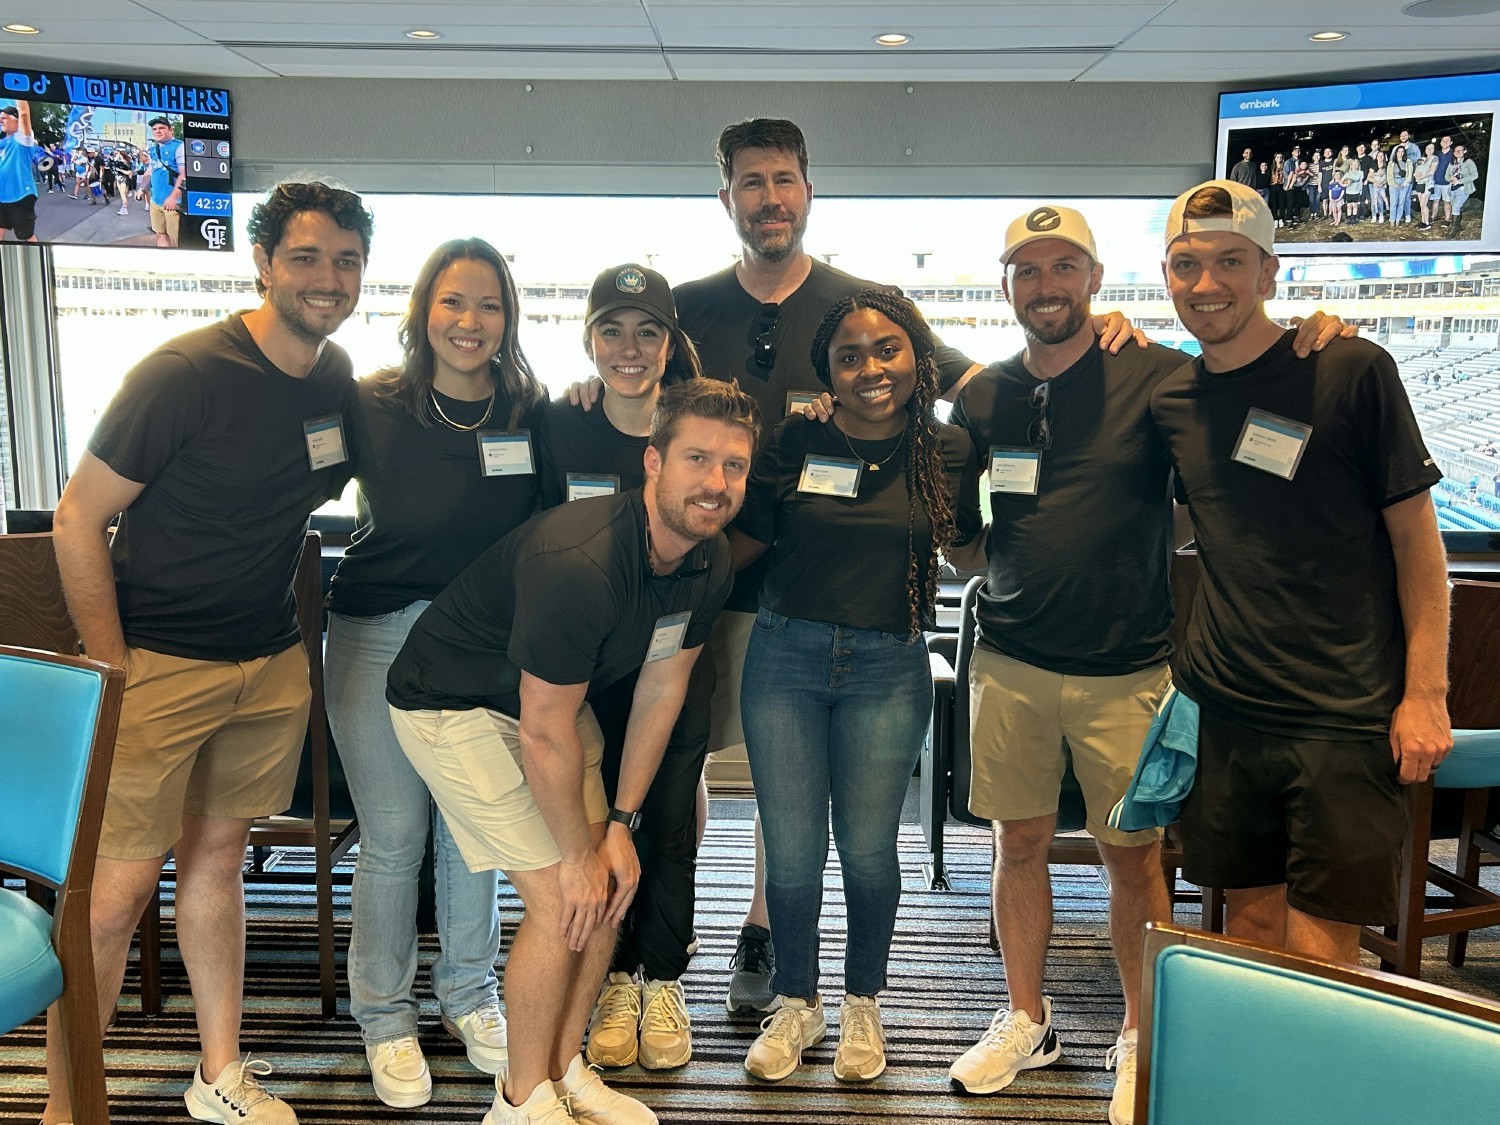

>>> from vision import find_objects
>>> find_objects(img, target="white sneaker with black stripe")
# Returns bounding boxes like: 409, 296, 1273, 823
948, 995, 1062, 1094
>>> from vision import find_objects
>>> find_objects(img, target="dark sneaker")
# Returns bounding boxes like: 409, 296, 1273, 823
725, 924, 776, 1014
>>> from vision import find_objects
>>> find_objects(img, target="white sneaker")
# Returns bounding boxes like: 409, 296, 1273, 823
834, 994, 886, 1081
365, 1035, 431, 1108
744, 995, 826, 1081
483, 1077, 574, 1125
948, 995, 1061, 1094
444, 999, 508, 1074
184, 1058, 297, 1123
554, 1053, 658, 1125
638, 978, 692, 1069
1106, 1027, 1138, 1125
586, 972, 642, 1067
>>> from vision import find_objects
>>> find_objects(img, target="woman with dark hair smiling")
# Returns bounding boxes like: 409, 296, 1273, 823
324, 237, 548, 1109
730, 289, 982, 1084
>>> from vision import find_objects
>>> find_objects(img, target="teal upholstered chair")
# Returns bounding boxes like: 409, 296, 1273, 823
1135, 923, 1500, 1125
0, 645, 125, 1125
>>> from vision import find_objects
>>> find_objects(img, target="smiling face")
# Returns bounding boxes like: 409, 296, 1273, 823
644, 415, 753, 547
589, 307, 674, 401
254, 209, 365, 345
1163, 230, 1278, 352
1002, 237, 1103, 348
150, 121, 172, 142
426, 257, 506, 387
825, 307, 918, 440
718, 145, 812, 263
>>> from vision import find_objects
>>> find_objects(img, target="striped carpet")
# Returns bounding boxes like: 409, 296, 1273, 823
4, 813, 1499, 1124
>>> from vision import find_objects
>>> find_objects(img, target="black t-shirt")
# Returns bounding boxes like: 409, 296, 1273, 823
1151, 331, 1442, 739
675, 258, 975, 611
386, 489, 733, 717
736, 414, 981, 635
535, 398, 648, 510
88, 314, 355, 661
950, 342, 1186, 675
326, 379, 545, 617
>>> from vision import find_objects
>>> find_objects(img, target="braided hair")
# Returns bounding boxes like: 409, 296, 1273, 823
811, 288, 957, 639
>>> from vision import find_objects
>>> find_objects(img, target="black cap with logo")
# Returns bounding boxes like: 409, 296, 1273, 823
586, 263, 680, 330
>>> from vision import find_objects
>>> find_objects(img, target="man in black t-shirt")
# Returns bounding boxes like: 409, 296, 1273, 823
1154, 179, 1451, 969
48, 182, 374, 1125
386, 380, 757, 1125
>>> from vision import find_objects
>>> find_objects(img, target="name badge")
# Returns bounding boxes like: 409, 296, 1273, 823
989, 447, 1041, 495
644, 610, 692, 664
477, 430, 535, 478
797, 454, 862, 498
1232, 408, 1312, 481
785, 391, 822, 417
303, 415, 348, 471
567, 473, 620, 502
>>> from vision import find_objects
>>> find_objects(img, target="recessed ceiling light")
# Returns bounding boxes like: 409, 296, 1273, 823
3, 23, 41, 34
1308, 30, 1348, 41
874, 32, 911, 46
405, 29, 442, 40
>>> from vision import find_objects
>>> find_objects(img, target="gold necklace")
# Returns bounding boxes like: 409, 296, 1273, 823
842, 426, 906, 471
429, 387, 495, 431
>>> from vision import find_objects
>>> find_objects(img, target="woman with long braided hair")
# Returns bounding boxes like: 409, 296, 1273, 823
729, 288, 982, 1083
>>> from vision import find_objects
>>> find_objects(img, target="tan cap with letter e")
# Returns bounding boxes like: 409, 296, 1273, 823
1164, 178, 1277, 257
1000, 205, 1099, 265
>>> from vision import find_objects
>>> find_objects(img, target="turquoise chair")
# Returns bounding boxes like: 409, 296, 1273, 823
0, 644, 125, 1124
1135, 922, 1500, 1125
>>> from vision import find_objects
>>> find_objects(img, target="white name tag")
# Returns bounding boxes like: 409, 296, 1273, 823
566, 473, 620, 502
303, 415, 348, 471
785, 391, 822, 417
1232, 408, 1312, 481
644, 610, 692, 664
989, 447, 1042, 495
477, 430, 535, 477
797, 454, 862, 498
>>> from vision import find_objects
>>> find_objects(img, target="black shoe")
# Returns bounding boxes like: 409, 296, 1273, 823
726, 924, 776, 1013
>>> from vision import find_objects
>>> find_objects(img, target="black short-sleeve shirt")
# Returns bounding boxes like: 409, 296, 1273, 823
87, 314, 355, 661
386, 489, 733, 718
328, 379, 545, 617
949, 342, 1186, 675
675, 259, 975, 610
1150, 331, 1442, 739
735, 414, 981, 635
535, 398, 648, 510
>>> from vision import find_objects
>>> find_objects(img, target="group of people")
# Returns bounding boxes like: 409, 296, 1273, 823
1230, 130, 1482, 234
0, 104, 186, 244
34, 116, 1452, 1125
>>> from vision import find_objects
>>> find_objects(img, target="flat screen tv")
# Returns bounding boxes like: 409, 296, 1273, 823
1216, 70, 1494, 256
0, 65, 232, 251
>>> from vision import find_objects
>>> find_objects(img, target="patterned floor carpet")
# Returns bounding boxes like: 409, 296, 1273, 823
4, 814, 1498, 1124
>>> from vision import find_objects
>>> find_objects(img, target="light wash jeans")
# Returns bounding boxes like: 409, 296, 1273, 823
741, 608, 932, 1000
325, 602, 500, 1044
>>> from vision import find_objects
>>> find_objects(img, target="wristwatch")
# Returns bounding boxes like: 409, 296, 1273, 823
607, 807, 642, 832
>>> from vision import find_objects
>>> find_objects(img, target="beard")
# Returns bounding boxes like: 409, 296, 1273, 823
269, 286, 352, 344
656, 486, 736, 544
1016, 298, 1089, 346
738, 207, 807, 262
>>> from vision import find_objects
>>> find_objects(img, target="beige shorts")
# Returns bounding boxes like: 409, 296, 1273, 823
390, 703, 608, 873
149, 200, 180, 243
706, 609, 754, 756
968, 646, 1170, 846
98, 644, 311, 860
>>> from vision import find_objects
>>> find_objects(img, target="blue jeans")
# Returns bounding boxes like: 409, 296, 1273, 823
326, 603, 501, 1044
741, 609, 932, 1000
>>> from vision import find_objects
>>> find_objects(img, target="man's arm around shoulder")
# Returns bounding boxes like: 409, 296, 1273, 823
1382, 490, 1452, 784
52, 452, 146, 668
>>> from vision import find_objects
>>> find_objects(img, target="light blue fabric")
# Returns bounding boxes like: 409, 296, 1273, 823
0, 889, 62, 1032
1108, 685, 1200, 832
1434, 729, 1500, 791
0, 131, 38, 204
148, 138, 183, 206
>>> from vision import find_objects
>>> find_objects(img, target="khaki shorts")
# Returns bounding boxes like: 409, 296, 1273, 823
390, 703, 608, 873
968, 647, 1169, 846
98, 644, 311, 860
149, 200, 180, 243
706, 610, 754, 756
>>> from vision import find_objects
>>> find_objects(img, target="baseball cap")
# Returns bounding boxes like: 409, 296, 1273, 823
1164, 179, 1276, 257
586, 263, 679, 330
1000, 205, 1098, 266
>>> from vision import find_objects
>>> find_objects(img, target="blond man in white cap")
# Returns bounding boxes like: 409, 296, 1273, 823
1153, 179, 1451, 968
947, 203, 1351, 1125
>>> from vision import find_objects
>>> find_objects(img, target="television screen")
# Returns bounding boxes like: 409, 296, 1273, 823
0, 66, 232, 251
1216, 70, 1493, 256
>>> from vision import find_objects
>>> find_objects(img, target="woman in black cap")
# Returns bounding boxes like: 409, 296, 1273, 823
537, 263, 714, 1075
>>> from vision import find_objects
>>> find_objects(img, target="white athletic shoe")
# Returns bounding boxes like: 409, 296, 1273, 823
638, 978, 692, 1069
483, 1078, 573, 1125
1106, 1027, 1139, 1125
365, 1035, 431, 1108
834, 994, 886, 1081
184, 1058, 297, 1124
744, 995, 826, 1081
444, 999, 509, 1074
554, 1053, 658, 1125
948, 995, 1062, 1094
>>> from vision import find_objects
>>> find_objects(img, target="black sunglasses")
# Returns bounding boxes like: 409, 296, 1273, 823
1027, 380, 1052, 451
753, 302, 780, 371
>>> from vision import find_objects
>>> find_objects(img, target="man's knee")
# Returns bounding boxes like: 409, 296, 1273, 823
995, 817, 1056, 866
